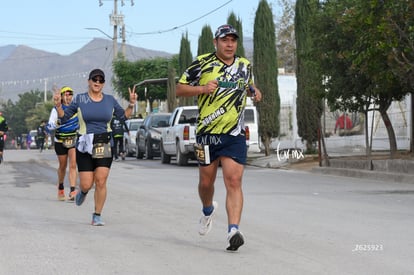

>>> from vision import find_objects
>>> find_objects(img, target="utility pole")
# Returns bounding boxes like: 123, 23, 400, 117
121, 24, 126, 57
95, 0, 133, 103
44, 78, 47, 102
111, 0, 119, 58
99, 0, 134, 60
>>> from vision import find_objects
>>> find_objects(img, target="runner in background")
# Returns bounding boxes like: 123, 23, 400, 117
48, 86, 79, 201
110, 114, 129, 161
0, 111, 9, 164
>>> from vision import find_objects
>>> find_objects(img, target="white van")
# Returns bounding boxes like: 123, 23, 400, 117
244, 106, 261, 153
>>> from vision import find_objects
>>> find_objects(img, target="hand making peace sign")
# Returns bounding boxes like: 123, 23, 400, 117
128, 86, 138, 105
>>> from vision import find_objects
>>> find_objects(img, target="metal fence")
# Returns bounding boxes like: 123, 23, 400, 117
270, 94, 412, 156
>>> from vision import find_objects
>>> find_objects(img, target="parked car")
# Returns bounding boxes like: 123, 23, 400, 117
29, 130, 38, 149
160, 106, 198, 166
136, 113, 171, 159
244, 106, 261, 152
28, 129, 52, 149
123, 118, 144, 157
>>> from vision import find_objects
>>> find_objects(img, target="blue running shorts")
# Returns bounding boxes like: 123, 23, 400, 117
196, 133, 247, 166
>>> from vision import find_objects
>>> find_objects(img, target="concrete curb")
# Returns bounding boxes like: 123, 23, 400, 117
312, 166, 413, 184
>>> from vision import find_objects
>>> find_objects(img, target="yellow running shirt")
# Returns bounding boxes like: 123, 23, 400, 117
179, 52, 254, 136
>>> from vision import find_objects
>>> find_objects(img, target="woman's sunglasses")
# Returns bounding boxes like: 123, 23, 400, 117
91, 76, 105, 84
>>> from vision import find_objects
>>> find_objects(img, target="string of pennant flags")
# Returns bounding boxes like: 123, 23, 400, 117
0, 71, 91, 88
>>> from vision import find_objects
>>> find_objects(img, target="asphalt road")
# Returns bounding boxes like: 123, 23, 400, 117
1, 150, 414, 275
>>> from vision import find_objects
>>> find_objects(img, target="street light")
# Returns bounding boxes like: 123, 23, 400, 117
85, 27, 113, 40
85, 27, 117, 59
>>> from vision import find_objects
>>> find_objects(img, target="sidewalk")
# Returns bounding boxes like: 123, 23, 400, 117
247, 151, 414, 184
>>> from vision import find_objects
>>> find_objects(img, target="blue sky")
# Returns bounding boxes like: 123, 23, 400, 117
1, 0, 279, 55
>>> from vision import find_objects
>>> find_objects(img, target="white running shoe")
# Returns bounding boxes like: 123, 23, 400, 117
198, 201, 218, 235
226, 228, 245, 252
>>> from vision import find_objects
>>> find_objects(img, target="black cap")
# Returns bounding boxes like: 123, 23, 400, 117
88, 69, 105, 80
214, 24, 239, 39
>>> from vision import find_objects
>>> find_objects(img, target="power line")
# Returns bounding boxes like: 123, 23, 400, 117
0, 30, 89, 41
0, 71, 90, 87
127, 0, 233, 36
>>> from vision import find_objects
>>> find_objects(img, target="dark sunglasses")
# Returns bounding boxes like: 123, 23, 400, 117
91, 76, 105, 83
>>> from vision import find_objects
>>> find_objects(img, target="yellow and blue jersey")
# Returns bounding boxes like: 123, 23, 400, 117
48, 105, 79, 142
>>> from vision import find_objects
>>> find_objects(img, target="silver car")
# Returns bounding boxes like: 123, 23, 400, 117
123, 118, 144, 157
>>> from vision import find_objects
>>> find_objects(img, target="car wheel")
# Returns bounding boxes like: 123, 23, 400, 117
136, 140, 143, 159
160, 141, 171, 164
145, 140, 153, 159
124, 141, 130, 157
176, 142, 188, 166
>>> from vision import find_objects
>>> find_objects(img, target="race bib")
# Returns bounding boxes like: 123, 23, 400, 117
92, 143, 112, 159
62, 136, 76, 148
194, 143, 210, 165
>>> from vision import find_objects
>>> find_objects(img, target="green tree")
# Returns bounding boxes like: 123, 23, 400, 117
113, 57, 175, 111
372, 0, 414, 153
253, 0, 280, 156
0, 90, 49, 137
197, 25, 214, 56
379, 0, 414, 90
295, 0, 323, 153
311, 0, 411, 157
276, 0, 295, 72
27, 101, 54, 130
178, 32, 194, 106
227, 12, 245, 57
167, 64, 177, 112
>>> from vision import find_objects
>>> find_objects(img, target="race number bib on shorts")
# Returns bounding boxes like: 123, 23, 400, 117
194, 144, 210, 165
62, 136, 76, 148
92, 143, 112, 158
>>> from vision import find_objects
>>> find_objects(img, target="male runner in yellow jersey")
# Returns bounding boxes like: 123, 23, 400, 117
176, 24, 262, 252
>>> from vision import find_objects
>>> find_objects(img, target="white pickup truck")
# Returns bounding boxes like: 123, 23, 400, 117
160, 106, 198, 166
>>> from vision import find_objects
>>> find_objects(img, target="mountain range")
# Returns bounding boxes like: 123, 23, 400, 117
0, 37, 253, 103
0, 38, 174, 102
